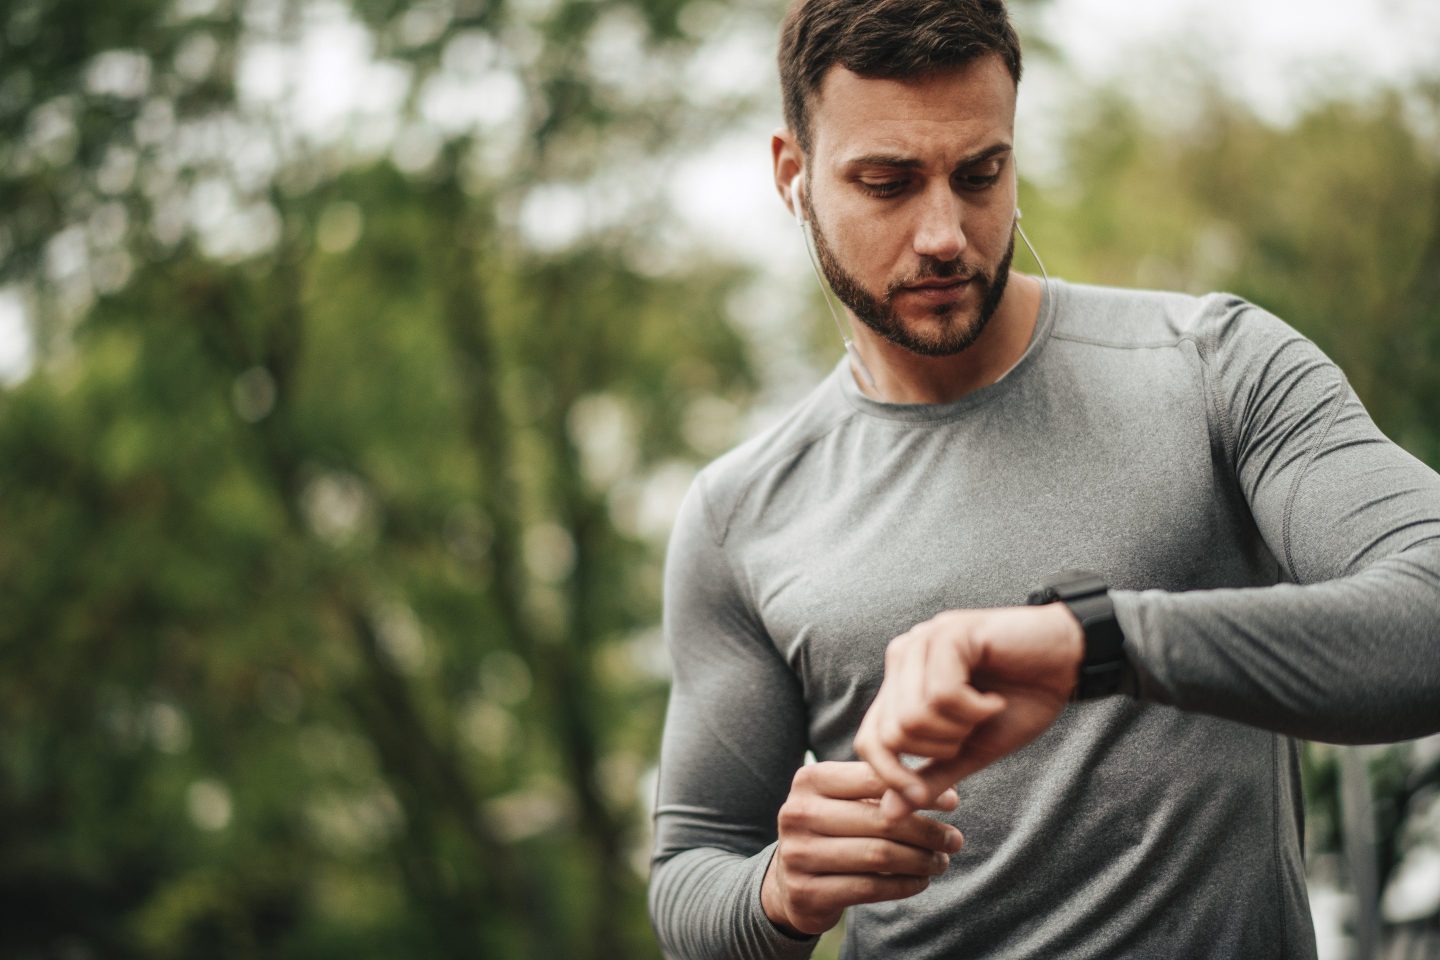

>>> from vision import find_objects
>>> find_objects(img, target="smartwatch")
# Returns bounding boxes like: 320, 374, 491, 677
1026, 570, 1134, 700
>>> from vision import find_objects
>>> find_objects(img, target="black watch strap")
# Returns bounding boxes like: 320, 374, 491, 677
1026, 570, 1133, 700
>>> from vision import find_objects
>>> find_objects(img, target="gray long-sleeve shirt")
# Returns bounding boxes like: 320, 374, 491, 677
649, 279, 1440, 959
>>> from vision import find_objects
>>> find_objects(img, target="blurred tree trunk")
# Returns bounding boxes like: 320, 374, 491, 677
1340, 747, 1380, 960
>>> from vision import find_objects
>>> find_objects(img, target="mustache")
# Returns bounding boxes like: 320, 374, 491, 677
885, 257, 989, 296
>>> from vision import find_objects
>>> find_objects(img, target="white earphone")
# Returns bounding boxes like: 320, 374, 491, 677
788, 173, 880, 392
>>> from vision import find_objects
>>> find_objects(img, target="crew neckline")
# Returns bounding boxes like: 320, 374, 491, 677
833, 275, 1063, 422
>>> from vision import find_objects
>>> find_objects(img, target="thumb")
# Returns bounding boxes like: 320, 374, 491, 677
916, 749, 986, 800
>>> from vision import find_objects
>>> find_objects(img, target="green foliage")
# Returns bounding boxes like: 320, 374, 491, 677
0, 0, 760, 956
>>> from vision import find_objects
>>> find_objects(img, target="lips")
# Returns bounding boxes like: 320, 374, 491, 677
900, 276, 973, 299
905, 278, 970, 290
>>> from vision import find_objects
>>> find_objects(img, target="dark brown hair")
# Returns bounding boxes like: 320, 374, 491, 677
778, 0, 1022, 154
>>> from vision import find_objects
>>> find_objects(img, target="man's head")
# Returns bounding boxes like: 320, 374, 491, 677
773, 0, 1024, 358
779, 0, 1022, 158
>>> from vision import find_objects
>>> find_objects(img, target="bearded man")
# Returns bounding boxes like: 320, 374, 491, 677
648, 1, 1440, 957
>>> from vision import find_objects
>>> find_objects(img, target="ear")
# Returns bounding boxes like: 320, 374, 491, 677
772, 129, 805, 223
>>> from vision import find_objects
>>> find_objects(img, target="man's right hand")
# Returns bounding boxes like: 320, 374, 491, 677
759, 760, 964, 937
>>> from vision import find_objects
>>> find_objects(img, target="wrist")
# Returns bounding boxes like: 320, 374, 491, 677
760, 852, 816, 939
1026, 570, 1134, 700
1039, 601, 1085, 675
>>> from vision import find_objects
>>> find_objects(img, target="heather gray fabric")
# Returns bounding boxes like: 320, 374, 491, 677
648, 279, 1440, 960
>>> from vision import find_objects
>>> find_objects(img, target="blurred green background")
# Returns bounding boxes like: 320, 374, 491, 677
1, 0, 1437, 958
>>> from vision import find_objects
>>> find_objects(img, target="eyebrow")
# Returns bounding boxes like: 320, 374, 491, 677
841, 143, 1013, 171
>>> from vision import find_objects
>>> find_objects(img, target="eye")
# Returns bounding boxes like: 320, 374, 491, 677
858, 179, 907, 198
957, 171, 1001, 192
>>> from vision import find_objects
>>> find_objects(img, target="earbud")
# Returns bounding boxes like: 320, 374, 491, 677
1015, 207, 1023, 221
786, 169, 881, 395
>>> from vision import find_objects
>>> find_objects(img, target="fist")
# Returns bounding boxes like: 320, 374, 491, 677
760, 761, 965, 936
853, 604, 1083, 818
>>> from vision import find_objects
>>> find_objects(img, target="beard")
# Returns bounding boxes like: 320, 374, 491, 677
806, 198, 1014, 358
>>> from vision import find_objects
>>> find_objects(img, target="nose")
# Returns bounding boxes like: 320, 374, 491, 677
911, 184, 967, 263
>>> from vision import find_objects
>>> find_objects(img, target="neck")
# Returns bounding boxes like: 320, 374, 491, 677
846, 272, 1044, 405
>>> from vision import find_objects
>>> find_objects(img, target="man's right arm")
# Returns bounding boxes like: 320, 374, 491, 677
648, 476, 822, 960
649, 478, 960, 960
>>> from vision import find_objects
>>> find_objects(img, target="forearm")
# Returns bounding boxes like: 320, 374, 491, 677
649, 845, 817, 960
1116, 541, 1440, 743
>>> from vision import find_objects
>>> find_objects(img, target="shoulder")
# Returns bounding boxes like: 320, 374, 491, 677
1050, 280, 1269, 351
687, 366, 857, 547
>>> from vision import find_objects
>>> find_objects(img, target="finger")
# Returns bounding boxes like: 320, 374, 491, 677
898, 629, 930, 731
901, 630, 981, 740
925, 637, 1007, 725
878, 718, 964, 760
906, 758, 967, 812
861, 663, 937, 806
856, 724, 930, 808
916, 690, 1055, 791
785, 835, 952, 877
880, 787, 915, 822
797, 795, 964, 852
879, 676, 975, 750
873, 786, 964, 835
800, 760, 889, 800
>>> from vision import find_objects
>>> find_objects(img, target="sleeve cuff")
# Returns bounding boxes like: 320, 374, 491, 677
1111, 589, 1177, 707
743, 843, 821, 957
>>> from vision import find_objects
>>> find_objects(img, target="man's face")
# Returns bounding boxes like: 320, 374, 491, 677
799, 57, 1019, 357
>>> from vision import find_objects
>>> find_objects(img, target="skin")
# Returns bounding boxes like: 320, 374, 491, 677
771, 55, 1042, 405
853, 604, 1083, 821
759, 761, 964, 937
759, 56, 1088, 936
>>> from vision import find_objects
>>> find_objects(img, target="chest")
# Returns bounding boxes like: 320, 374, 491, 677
729, 363, 1269, 753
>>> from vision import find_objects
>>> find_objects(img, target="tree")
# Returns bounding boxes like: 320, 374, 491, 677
0, 0, 765, 956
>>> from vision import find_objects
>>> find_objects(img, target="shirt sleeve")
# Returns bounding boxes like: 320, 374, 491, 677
1115, 300, 1440, 743
648, 476, 819, 960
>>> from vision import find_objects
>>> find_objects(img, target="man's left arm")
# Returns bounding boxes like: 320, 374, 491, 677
1114, 302, 1440, 744
856, 303, 1440, 811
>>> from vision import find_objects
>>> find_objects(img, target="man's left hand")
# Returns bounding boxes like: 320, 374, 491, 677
853, 604, 1085, 819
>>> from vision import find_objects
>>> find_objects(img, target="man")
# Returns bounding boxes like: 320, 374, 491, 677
648, 0, 1440, 957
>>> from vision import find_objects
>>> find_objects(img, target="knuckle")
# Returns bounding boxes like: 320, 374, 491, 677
864, 838, 890, 870
898, 706, 929, 734
880, 802, 910, 830
781, 837, 814, 871
786, 795, 817, 826
791, 765, 814, 791
880, 720, 910, 751
788, 876, 819, 912
930, 685, 962, 709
